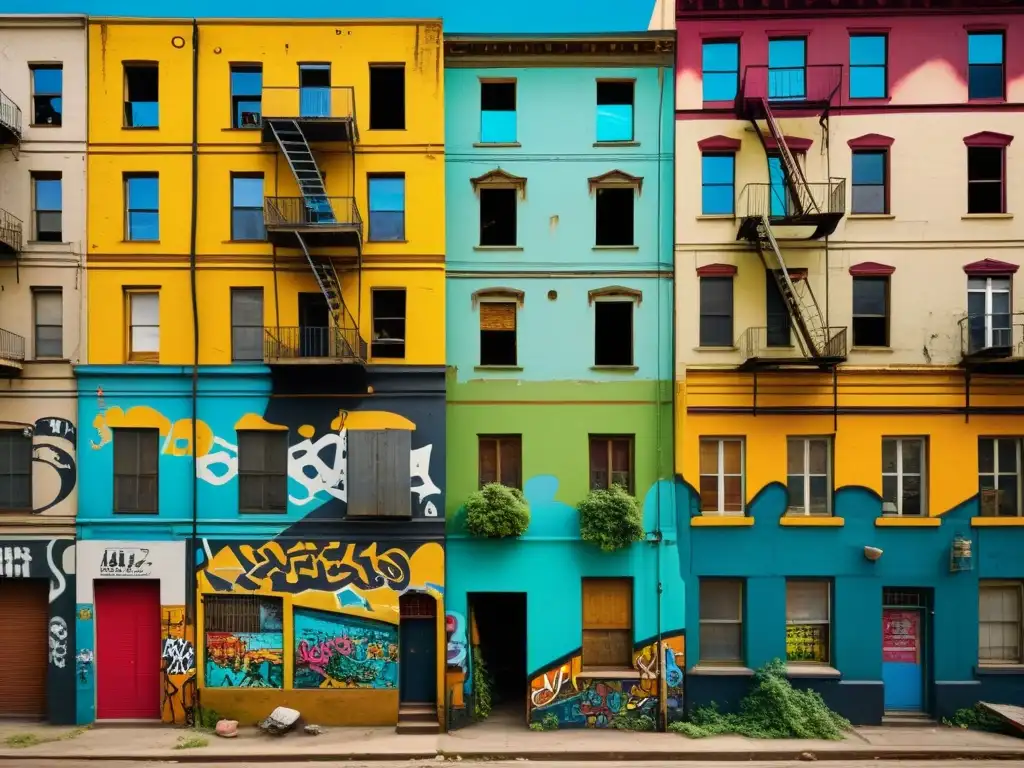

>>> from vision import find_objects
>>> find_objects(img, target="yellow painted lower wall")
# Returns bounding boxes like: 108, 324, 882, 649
200, 688, 400, 727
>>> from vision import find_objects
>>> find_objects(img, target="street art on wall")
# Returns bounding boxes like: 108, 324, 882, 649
33, 417, 77, 514
205, 632, 285, 689
294, 607, 399, 689
161, 606, 197, 725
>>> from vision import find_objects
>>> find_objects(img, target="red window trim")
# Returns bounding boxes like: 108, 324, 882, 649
848, 133, 895, 150
851, 146, 891, 215
849, 262, 895, 277
697, 263, 737, 277
963, 131, 1014, 148
764, 136, 812, 155
963, 258, 1019, 276
698, 135, 742, 152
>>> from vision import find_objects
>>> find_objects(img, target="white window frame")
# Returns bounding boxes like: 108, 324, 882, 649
786, 437, 832, 516
979, 580, 1023, 665
785, 579, 832, 666
979, 437, 1023, 517
698, 578, 744, 664
699, 437, 745, 516
881, 437, 927, 516
968, 276, 1012, 349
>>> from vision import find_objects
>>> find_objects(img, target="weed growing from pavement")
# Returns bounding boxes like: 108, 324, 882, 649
175, 734, 209, 750
4, 726, 90, 749
943, 704, 1014, 734
529, 713, 560, 731
611, 712, 656, 731
669, 659, 850, 740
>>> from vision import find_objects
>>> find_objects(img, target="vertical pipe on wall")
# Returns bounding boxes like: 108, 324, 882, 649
187, 18, 200, 655
654, 63, 666, 731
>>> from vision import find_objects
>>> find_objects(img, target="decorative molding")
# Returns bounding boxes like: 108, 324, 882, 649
696, 263, 737, 277
444, 34, 675, 67
848, 133, 895, 150
698, 135, 741, 152
963, 258, 1020, 276
471, 287, 525, 308
849, 261, 896, 277
764, 135, 813, 154
963, 131, 1014, 148
588, 169, 643, 196
587, 286, 643, 305
470, 168, 527, 198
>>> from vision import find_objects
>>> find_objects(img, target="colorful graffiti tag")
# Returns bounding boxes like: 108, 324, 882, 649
294, 608, 399, 689
160, 606, 197, 725
205, 632, 284, 688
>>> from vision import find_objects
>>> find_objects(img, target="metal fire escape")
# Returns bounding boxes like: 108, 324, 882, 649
261, 83, 367, 364
0, 87, 24, 259
735, 64, 847, 370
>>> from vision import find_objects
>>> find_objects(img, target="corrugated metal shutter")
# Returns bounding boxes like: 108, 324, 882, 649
347, 429, 412, 518
0, 578, 49, 717
480, 302, 516, 331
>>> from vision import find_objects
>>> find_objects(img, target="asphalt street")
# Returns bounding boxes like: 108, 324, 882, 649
10, 762, 1024, 768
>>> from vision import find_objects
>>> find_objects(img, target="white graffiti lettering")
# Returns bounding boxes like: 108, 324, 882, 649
289, 430, 347, 506
49, 617, 68, 668
1, 546, 31, 577
46, 539, 65, 603
161, 637, 196, 675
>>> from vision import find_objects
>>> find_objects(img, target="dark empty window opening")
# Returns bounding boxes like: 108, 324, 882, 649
968, 146, 1004, 214
124, 64, 159, 128
852, 276, 889, 347
480, 301, 517, 366
594, 301, 633, 366
372, 289, 407, 359
766, 271, 791, 347
480, 188, 517, 246
369, 65, 405, 130
596, 187, 634, 247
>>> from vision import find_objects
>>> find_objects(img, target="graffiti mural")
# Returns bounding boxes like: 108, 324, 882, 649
205, 632, 284, 688
160, 605, 197, 724
33, 416, 77, 514
294, 607, 399, 689
446, 611, 467, 671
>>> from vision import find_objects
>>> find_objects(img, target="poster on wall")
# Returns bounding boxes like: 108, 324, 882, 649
883, 610, 919, 663
99, 547, 153, 577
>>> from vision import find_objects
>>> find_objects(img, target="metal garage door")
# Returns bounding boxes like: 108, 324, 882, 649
0, 579, 49, 718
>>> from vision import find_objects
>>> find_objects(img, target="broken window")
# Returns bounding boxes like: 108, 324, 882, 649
595, 187, 634, 247
479, 301, 517, 366
479, 188, 517, 246
113, 428, 159, 513
372, 288, 406, 359
594, 300, 633, 366
124, 63, 159, 128
369, 65, 405, 130
968, 146, 1004, 214
238, 430, 288, 512
346, 429, 412, 518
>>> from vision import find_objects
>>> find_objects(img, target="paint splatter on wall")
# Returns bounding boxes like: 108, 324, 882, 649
294, 608, 399, 689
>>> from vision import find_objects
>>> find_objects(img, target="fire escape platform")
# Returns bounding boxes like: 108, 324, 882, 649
263, 196, 363, 250
260, 117, 356, 145
0, 329, 27, 375
959, 313, 1024, 374
738, 212, 844, 242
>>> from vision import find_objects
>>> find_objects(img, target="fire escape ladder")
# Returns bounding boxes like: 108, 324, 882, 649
754, 99, 820, 217
752, 216, 828, 358
292, 232, 358, 359
267, 119, 334, 221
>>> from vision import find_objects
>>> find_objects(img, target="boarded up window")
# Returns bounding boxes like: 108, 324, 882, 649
347, 429, 412, 518
480, 301, 517, 366
582, 577, 632, 669
113, 428, 159, 513
204, 595, 283, 633
237, 430, 288, 512
478, 435, 522, 489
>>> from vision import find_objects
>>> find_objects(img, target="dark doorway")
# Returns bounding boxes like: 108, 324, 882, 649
298, 292, 330, 357
470, 592, 527, 720
399, 593, 437, 705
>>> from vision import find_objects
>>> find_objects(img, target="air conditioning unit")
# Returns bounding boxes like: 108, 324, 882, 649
241, 111, 261, 127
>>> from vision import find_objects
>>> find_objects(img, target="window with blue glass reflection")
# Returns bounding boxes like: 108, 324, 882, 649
299, 64, 331, 118
701, 153, 735, 215
702, 41, 739, 102
231, 65, 263, 128
768, 38, 806, 101
849, 35, 887, 99
124, 64, 159, 128
232, 175, 265, 240
852, 151, 887, 214
596, 80, 634, 143
125, 174, 159, 241
32, 173, 62, 242
31, 65, 62, 126
968, 32, 1004, 100
480, 80, 517, 144
368, 176, 405, 241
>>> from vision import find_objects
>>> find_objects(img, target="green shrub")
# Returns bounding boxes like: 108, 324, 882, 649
465, 484, 530, 539
612, 712, 656, 731
529, 712, 560, 731
669, 659, 850, 740
577, 485, 644, 552
943, 704, 1013, 734
472, 646, 493, 721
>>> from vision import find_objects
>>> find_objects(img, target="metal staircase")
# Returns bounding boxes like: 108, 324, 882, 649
266, 119, 336, 223
293, 232, 366, 361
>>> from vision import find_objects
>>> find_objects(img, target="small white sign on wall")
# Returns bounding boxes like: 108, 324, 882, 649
99, 547, 152, 577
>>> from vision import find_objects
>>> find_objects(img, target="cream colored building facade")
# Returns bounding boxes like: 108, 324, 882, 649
0, 15, 85, 535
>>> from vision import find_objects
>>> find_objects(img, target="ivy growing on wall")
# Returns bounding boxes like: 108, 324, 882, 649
577, 485, 644, 552
465, 483, 531, 539
472, 646, 493, 721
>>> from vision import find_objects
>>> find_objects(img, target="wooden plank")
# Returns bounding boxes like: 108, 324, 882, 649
980, 701, 1024, 734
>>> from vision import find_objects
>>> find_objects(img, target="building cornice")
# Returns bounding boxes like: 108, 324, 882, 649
444, 34, 675, 68
677, 0, 1024, 18
0, 14, 86, 28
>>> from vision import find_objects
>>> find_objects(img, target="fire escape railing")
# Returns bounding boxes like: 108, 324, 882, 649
0, 89, 22, 141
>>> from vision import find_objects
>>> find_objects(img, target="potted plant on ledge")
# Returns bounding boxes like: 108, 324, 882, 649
578, 484, 644, 552
464, 483, 531, 539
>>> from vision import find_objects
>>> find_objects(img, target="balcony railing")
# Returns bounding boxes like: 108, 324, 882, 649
959, 313, 1024, 361
0, 327, 26, 371
736, 64, 843, 113
0, 89, 22, 143
260, 85, 357, 141
264, 326, 367, 365
739, 326, 847, 366
263, 196, 362, 248
0, 208, 22, 256
739, 179, 847, 222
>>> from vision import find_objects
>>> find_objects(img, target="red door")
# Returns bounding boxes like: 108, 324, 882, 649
95, 580, 161, 719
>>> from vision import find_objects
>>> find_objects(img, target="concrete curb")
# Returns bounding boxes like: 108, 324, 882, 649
4, 749, 1024, 762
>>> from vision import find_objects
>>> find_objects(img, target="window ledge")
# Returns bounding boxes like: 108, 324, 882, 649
590, 365, 638, 372
29, 124, 60, 129
696, 214, 736, 221
976, 664, 1024, 675
967, 98, 1007, 106
367, 239, 410, 245
690, 664, 754, 676
223, 239, 268, 244
472, 142, 521, 148
691, 515, 753, 527
577, 668, 639, 680
122, 126, 160, 131
875, 516, 941, 527
592, 245, 640, 251
851, 346, 894, 353
32, 358, 70, 363
593, 141, 640, 148
25, 241, 73, 247
221, 127, 262, 132
780, 516, 845, 527
473, 245, 524, 252
786, 664, 841, 679
848, 214, 895, 220
962, 213, 1013, 220
119, 240, 161, 244
693, 346, 739, 352
970, 516, 1024, 527
474, 365, 523, 372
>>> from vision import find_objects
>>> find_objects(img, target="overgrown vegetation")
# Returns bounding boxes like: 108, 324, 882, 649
472, 646, 494, 721
193, 706, 222, 731
174, 734, 209, 750
4, 726, 89, 749
465, 483, 531, 539
611, 712, 656, 731
943, 704, 1014, 735
669, 660, 850, 740
529, 713, 560, 731
577, 485, 644, 552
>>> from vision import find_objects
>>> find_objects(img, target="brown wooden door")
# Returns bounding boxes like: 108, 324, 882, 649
0, 579, 49, 717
